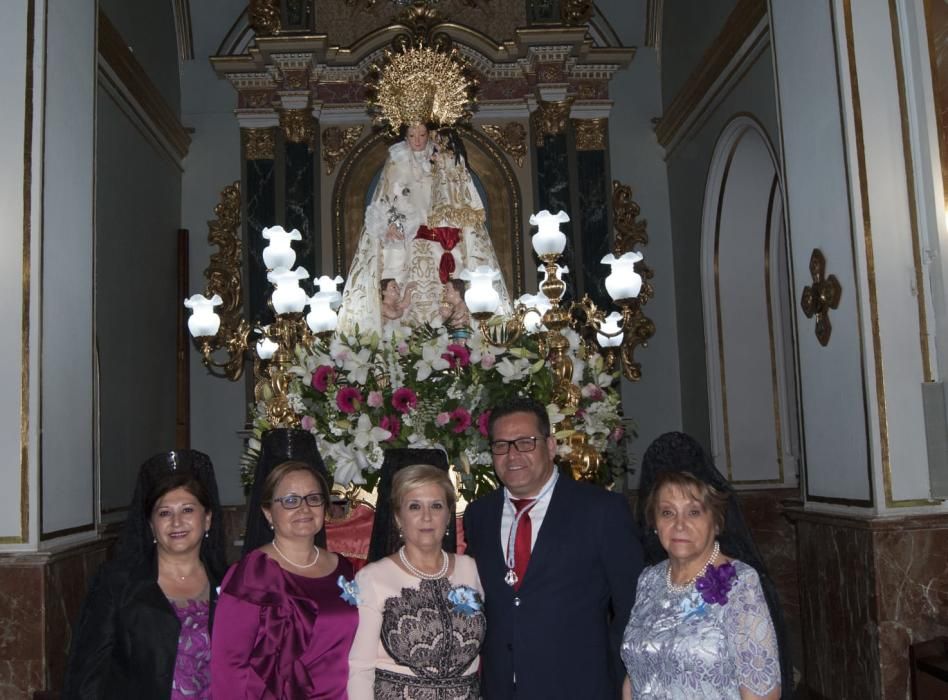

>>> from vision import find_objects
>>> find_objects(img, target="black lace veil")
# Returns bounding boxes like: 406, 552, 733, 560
115, 449, 228, 581
242, 428, 331, 554
637, 432, 794, 698
367, 448, 457, 562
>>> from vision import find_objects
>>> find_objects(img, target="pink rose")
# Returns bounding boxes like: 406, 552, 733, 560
609, 425, 625, 442
450, 406, 472, 434
581, 383, 605, 401
392, 387, 418, 414
397, 341, 410, 355
367, 390, 384, 408
380, 414, 401, 441
311, 365, 335, 392
436, 412, 451, 427
480, 353, 496, 369
476, 411, 491, 438
301, 415, 316, 431
336, 386, 362, 414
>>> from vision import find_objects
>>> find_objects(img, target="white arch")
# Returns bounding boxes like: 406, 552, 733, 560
700, 116, 799, 487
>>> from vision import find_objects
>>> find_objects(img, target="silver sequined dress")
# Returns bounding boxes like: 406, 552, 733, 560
621, 560, 780, 698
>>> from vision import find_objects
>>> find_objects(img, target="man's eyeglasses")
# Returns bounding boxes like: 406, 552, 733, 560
270, 492, 326, 510
490, 436, 540, 455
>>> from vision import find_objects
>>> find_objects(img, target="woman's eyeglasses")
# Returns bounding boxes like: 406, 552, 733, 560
270, 492, 326, 510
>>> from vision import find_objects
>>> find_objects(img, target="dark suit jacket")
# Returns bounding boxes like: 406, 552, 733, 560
63, 555, 220, 700
464, 477, 643, 699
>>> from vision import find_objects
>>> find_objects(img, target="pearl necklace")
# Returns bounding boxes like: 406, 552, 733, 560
272, 539, 320, 569
398, 546, 448, 580
666, 540, 720, 593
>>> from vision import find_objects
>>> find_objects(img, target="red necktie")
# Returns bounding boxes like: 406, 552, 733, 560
512, 498, 535, 591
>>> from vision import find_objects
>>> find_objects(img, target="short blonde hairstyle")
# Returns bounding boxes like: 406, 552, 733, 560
391, 464, 456, 513
644, 470, 728, 533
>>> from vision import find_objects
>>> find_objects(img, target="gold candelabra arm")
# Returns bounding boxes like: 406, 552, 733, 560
616, 299, 656, 382
195, 318, 253, 380
471, 307, 528, 350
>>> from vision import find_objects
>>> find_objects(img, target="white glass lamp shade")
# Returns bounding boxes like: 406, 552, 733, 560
261, 226, 302, 270
256, 336, 278, 360
597, 311, 624, 347
183, 294, 223, 337
529, 210, 570, 257
601, 251, 644, 301
306, 293, 339, 333
517, 292, 550, 334
460, 266, 502, 314
314, 275, 344, 310
267, 266, 310, 314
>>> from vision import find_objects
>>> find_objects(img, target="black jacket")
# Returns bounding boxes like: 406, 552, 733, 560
464, 477, 644, 699
63, 555, 220, 700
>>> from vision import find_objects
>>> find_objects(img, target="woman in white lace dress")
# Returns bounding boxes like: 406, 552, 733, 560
621, 469, 781, 699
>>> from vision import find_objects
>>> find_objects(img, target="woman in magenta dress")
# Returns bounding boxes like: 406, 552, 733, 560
211, 461, 358, 698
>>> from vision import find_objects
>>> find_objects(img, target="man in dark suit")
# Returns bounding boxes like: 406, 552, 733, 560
464, 396, 644, 699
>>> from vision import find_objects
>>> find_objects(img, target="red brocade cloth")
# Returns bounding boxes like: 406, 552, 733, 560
415, 225, 461, 283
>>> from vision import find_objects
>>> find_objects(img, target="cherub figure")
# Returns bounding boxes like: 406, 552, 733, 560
380, 278, 418, 322
440, 278, 471, 337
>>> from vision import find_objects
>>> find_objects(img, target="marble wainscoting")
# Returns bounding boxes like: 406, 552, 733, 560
787, 509, 948, 700
0, 537, 113, 696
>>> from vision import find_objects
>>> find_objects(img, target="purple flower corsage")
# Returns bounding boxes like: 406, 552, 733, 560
447, 585, 481, 616
337, 575, 361, 606
695, 562, 737, 605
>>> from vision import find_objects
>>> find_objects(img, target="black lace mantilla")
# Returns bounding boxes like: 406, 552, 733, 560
376, 577, 485, 700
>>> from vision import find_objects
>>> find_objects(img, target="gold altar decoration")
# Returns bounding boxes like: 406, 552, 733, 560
366, 40, 476, 133
191, 182, 251, 381
480, 123, 527, 167
532, 99, 573, 146
242, 128, 276, 161
280, 107, 316, 149
249, 0, 281, 37
561, 0, 595, 26
800, 248, 842, 347
321, 125, 364, 174
573, 118, 608, 151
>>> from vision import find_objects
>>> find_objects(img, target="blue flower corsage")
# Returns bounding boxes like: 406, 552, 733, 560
447, 585, 482, 616
337, 575, 361, 606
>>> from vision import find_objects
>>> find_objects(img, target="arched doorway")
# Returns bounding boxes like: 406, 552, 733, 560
700, 116, 800, 487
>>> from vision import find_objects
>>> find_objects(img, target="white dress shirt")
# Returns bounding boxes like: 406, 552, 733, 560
499, 470, 559, 554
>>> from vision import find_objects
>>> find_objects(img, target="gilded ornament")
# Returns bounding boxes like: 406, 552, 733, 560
280, 108, 316, 149
561, 0, 594, 25
800, 248, 842, 347
366, 41, 476, 134
480, 122, 527, 167
573, 118, 607, 151
242, 128, 276, 160
249, 0, 281, 36
532, 99, 573, 146
321, 125, 364, 175
281, 69, 309, 91
242, 91, 273, 109
612, 180, 649, 252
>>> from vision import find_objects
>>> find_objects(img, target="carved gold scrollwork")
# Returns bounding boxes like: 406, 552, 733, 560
280, 108, 316, 150
198, 182, 251, 381
480, 122, 527, 167
610, 180, 655, 382
242, 128, 276, 160
612, 180, 649, 252
561, 0, 594, 25
281, 70, 309, 91
532, 98, 573, 147
800, 248, 842, 346
321, 125, 364, 175
249, 0, 281, 37
572, 118, 607, 151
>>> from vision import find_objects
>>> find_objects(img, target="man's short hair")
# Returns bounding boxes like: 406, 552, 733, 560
487, 396, 551, 441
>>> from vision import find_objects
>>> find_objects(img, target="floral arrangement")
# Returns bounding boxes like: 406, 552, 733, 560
447, 584, 482, 616
338, 576, 361, 606
243, 320, 632, 501
695, 562, 737, 605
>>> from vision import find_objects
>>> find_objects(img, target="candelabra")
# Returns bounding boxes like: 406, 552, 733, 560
464, 209, 653, 408
184, 192, 343, 428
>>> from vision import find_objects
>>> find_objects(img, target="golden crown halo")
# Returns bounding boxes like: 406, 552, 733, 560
367, 42, 477, 133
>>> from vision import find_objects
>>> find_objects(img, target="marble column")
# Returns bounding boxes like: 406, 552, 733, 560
242, 127, 277, 326
280, 107, 320, 295
572, 117, 611, 309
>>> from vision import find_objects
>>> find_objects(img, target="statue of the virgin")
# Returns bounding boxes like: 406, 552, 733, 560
336, 44, 510, 335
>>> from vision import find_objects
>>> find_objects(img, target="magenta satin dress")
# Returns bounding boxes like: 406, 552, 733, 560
211, 549, 358, 699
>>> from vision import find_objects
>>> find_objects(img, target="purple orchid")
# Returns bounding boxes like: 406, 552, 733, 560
695, 562, 737, 605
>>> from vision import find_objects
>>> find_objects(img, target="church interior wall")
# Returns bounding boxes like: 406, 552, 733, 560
660, 0, 741, 112
663, 46, 780, 449
180, 0, 247, 507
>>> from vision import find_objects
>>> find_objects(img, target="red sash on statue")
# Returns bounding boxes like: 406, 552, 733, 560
415, 225, 461, 283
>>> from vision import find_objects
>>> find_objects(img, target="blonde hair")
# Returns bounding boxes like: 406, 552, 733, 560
391, 464, 456, 513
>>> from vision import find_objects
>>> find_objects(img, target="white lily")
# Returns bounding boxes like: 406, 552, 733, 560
351, 413, 392, 450
321, 441, 364, 486
343, 347, 373, 385
495, 357, 530, 383
415, 343, 450, 381
546, 403, 566, 427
